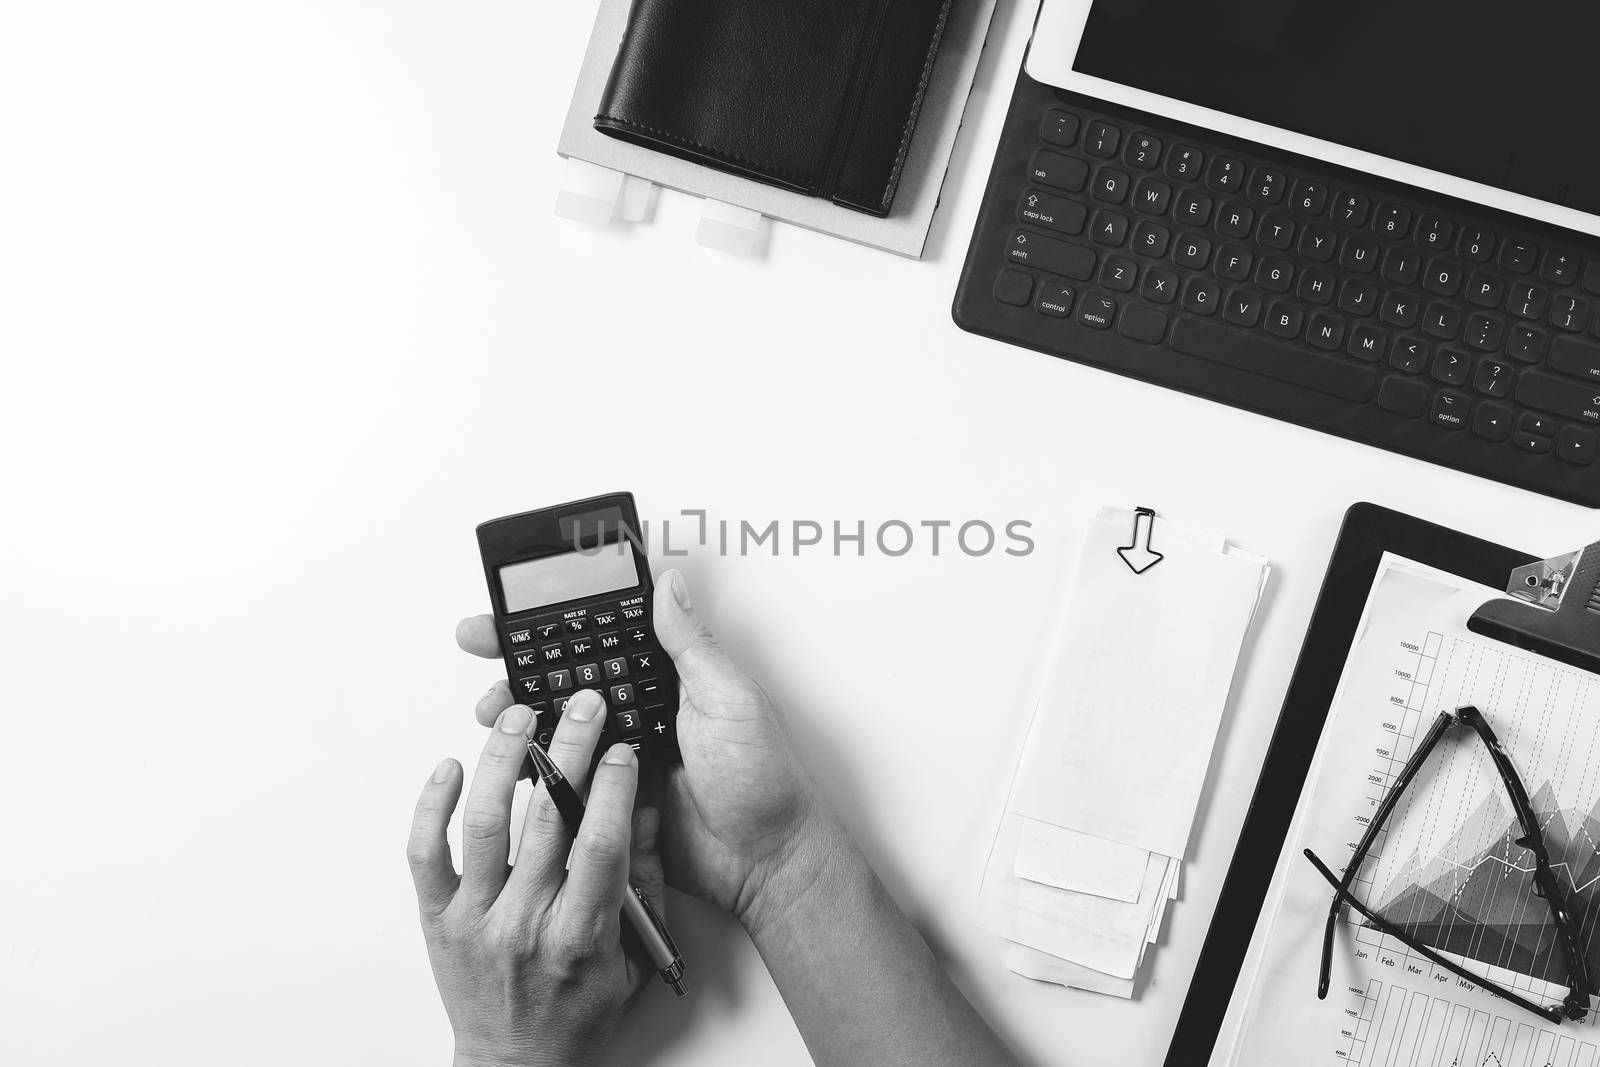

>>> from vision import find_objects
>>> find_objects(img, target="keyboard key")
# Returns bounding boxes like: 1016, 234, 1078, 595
1518, 412, 1558, 438
1332, 192, 1369, 226
1084, 120, 1121, 157
1093, 168, 1129, 203
1430, 391, 1469, 430
1256, 256, 1294, 293
1291, 178, 1328, 216
1131, 221, 1171, 258
1298, 267, 1336, 305
1018, 189, 1086, 235
1423, 260, 1462, 296
1517, 371, 1600, 424
1034, 281, 1073, 318
1170, 318, 1376, 401
1307, 313, 1345, 351
1077, 293, 1116, 330
1584, 260, 1600, 295
1558, 426, 1598, 465
1423, 302, 1462, 340
1258, 213, 1295, 251
515, 674, 545, 698
564, 618, 588, 634
569, 636, 595, 658
1091, 211, 1129, 245
993, 269, 1033, 307
1133, 179, 1171, 215
1101, 255, 1138, 291
1457, 226, 1495, 262
603, 656, 629, 679
1472, 358, 1513, 397
1339, 279, 1376, 317
1390, 337, 1428, 374
630, 651, 659, 673
1377, 376, 1429, 417
1223, 290, 1262, 327
1119, 305, 1168, 343
1463, 314, 1504, 352
1550, 337, 1600, 383
1165, 144, 1203, 180
575, 661, 602, 686
1373, 203, 1411, 239
1123, 132, 1161, 169
1181, 277, 1220, 316
547, 668, 573, 691
1508, 283, 1548, 320
1542, 250, 1579, 286
1265, 301, 1303, 339
1431, 349, 1469, 386
1027, 149, 1088, 192
1215, 245, 1252, 281
1472, 402, 1512, 441
1298, 224, 1338, 262
1006, 230, 1096, 279
1214, 201, 1253, 238
1506, 325, 1547, 363
1175, 189, 1213, 226
1141, 266, 1179, 304
1338, 236, 1379, 273
1347, 324, 1388, 362
1550, 295, 1590, 333
1040, 109, 1081, 147
1206, 155, 1244, 192
1513, 430, 1552, 454
599, 630, 623, 651
541, 643, 566, 664
1379, 290, 1418, 327
507, 627, 534, 647
1464, 271, 1504, 308
1380, 251, 1420, 288
1498, 240, 1536, 274
1416, 214, 1453, 250
1173, 233, 1211, 268
1248, 168, 1286, 204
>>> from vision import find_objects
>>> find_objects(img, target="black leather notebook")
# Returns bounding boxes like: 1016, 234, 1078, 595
594, 0, 952, 217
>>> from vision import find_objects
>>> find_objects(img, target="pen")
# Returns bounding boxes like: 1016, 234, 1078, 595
525, 737, 687, 997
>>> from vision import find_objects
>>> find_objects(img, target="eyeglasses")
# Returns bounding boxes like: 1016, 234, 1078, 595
1303, 704, 1592, 1024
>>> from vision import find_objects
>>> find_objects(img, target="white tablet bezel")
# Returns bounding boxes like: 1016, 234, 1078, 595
1026, 0, 1600, 242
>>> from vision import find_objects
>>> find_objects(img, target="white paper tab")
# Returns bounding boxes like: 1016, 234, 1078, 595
554, 158, 624, 226
695, 198, 764, 256
616, 173, 656, 223
1014, 817, 1148, 903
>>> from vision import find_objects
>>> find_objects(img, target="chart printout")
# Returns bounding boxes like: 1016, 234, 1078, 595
1227, 555, 1600, 1066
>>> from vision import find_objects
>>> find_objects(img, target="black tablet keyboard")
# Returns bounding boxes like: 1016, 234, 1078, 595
954, 74, 1600, 507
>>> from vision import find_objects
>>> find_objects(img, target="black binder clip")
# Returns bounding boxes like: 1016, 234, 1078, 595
1468, 540, 1600, 676
1117, 506, 1164, 575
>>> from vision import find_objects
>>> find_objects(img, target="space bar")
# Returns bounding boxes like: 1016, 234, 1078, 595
1170, 319, 1378, 403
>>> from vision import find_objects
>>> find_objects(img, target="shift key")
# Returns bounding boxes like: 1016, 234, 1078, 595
1517, 370, 1600, 424
1005, 230, 1096, 281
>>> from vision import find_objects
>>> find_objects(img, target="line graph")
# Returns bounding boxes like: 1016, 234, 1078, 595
1342, 979, 1597, 1067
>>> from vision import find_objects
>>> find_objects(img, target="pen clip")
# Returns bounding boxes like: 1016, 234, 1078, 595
634, 885, 682, 965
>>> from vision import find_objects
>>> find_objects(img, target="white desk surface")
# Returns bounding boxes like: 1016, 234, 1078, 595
0, 2, 1588, 1065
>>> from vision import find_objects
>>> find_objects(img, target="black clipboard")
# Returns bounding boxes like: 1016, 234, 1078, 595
1165, 502, 1537, 1066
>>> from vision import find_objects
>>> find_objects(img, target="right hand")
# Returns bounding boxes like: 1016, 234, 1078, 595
457, 569, 846, 935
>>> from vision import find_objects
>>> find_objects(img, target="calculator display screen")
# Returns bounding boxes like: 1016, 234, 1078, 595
1074, 0, 1600, 217
498, 543, 639, 614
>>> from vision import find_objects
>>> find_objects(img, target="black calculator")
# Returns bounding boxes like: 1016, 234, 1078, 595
476, 492, 680, 761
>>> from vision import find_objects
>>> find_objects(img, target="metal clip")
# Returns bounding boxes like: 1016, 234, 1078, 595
1117, 506, 1164, 575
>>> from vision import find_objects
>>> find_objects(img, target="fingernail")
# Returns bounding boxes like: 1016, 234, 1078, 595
667, 570, 692, 611
498, 705, 532, 734
431, 758, 453, 783
602, 743, 635, 766
566, 689, 602, 722
481, 682, 501, 702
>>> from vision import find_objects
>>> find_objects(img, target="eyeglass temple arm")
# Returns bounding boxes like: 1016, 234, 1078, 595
1304, 848, 1570, 1024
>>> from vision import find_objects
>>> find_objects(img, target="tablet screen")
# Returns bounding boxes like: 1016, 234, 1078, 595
1074, 0, 1600, 217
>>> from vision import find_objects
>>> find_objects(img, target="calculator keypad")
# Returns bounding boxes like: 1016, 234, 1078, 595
502, 595, 679, 759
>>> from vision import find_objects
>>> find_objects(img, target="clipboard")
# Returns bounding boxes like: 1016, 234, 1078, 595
1165, 502, 1545, 1066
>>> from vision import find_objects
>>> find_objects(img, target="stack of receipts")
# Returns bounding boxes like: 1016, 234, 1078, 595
980, 506, 1270, 997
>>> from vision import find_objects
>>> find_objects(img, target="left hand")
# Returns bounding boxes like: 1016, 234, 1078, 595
406, 690, 665, 1067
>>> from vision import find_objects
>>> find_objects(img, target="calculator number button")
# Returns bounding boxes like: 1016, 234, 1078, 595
547, 669, 573, 691
598, 630, 623, 651
611, 685, 636, 708
540, 644, 566, 664
575, 662, 602, 686
604, 657, 629, 679
615, 708, 642, 732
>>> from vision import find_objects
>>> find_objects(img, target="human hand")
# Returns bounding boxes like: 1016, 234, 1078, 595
457, 569, 848, 938
407, 690, 665, 1067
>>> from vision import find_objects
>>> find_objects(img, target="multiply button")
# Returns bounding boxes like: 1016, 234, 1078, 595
631, 652, 657, 673
536, 623, 562, 640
